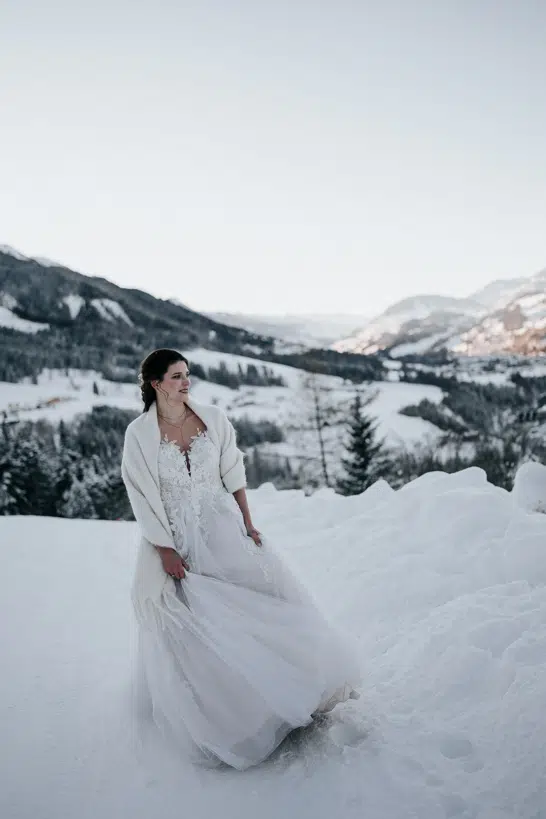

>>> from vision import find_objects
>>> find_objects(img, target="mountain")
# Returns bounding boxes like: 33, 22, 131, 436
206, 311, 370, 349
456, 269, 546, 355
334, 269, 546, 358
469, 277, 529, 310
0, 246, 277, 381
333, 294, 485, 357
0, 246, 384, 384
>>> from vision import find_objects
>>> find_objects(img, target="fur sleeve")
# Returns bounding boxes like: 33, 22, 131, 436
217, 409, 247, 494
121, 427, 175, 549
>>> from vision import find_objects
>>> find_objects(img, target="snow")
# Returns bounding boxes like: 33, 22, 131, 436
90, 298, 133, 326
457, 371, 512, 386
62, 294, 85, 319
512, 461, 546, 514
187, 348, 442, 440
470, 278, 528, 311
332, 272, 546, 358
0, 357, 442, 455
0, 369, 140, 423
517, 361, 546, 378
0, 305, 49, 334
0, 244, 28, 261
389, 332, 450, 358
187, 347, 304, 389
2, 463, 546, 818
361, 382, 442, 444
207, 311, 370, 348
518, 293, 545, 312
189, 371, 442, 447
32, 256, 60, 268
454, 286, 546, 356
1, 292, 18, 310
332, 296, 484, 355
0, 245, 61, 267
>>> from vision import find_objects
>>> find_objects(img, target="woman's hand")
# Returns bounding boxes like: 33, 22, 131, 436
245, 523, 263, 547
157, 546, 190, 579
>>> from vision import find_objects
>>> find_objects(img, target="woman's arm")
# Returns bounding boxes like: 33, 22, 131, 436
233, 487, 262, 546
233, 487, 252, 527
121, 428, 175, 549
217, 410, 247, 493
121, 430, 189, 576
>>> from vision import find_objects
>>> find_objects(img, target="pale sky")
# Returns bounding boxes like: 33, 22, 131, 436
1, 0, 545, 317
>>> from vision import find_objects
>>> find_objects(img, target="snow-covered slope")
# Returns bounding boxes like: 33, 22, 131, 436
0, 244, 60, 268
469, 277, 529, 310
0, 246, 277, 363
0, 244, 28, 261
0, 352, 443, 453
0, 369, 141, 423
62, 294, 85, 319
333, 295, 484, 356
0, 304, 49, 334
334, 269, 546, 358
206, 311, 370, 349
0, 292, 49, 333
1, 464, 545, 818
31, 255, 61, 268
456, 272, 546, 355
90, 298, 134, 326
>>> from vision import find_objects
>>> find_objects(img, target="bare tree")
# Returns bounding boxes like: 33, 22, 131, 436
290, 373, 379, 489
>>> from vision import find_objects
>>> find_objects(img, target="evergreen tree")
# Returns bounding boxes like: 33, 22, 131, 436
336, 392, 385, 496
0, 432, 56, 515
87, 467, 131, 519
0, 467, 17, 515
53, 448, 80, 515
60, 477, 98, 519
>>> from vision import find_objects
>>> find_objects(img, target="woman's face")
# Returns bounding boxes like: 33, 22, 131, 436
153, 360, 191, 405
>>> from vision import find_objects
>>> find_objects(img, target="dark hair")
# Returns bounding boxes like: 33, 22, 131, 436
138, 348, 189, 411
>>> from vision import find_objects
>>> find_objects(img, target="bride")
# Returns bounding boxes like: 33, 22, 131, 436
121, 348, 362, 770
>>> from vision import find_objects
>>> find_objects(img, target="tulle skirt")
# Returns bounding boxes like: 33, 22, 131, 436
132, 493, 362, 771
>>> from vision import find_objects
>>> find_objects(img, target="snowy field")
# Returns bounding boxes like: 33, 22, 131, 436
2, 463, 546, 819
1, 349, 443, 447
416, 358, 546, 387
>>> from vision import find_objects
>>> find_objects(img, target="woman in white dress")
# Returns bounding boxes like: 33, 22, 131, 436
121, 348, 362, 771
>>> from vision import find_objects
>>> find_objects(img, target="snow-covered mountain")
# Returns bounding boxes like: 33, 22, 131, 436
469, 277, 529, 310
206, 311, 369, 349
4, 241, 546, 358
456, 269, 546, 355
334, 269, 546, 358
0, 244, 60, 268
0, 245, 280, 376
333, 295, 485, 357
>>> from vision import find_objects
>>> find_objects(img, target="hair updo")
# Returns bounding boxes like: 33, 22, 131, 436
138, 348, 189, 411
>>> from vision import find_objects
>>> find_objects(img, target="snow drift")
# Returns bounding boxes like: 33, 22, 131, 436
1, 464, 545, 819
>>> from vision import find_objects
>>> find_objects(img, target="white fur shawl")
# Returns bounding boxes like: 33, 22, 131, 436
121, 397, 246, 624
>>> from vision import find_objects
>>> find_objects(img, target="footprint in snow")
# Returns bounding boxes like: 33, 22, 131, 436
434, 731, 484, 773
325, 704, 370, 749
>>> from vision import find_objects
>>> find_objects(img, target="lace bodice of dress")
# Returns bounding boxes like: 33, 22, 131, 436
158, 431, 227, 548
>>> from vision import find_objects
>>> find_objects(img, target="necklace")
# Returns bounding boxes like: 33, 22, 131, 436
158, 408, 191, 429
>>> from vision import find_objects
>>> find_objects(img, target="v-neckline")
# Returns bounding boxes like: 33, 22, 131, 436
161, 428, 207, 456
161, 429, 208, 477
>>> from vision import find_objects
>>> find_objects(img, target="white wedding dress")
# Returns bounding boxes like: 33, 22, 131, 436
133, 429, 362, 770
